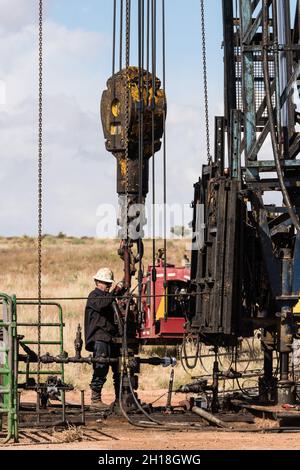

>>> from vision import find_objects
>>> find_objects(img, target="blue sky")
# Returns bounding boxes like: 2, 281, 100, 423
50, 0, 223, 54
48, 0, 224, 108
0, 0, 226, 237
0, 1, 298, 237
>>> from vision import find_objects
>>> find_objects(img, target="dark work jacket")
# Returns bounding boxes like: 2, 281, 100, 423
84, 288, 117, 351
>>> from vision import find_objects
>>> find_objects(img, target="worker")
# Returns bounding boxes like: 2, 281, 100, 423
84, 267, 122, 410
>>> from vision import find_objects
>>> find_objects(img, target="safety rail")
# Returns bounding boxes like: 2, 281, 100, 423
0, 293, 18, 444
0, 297, 65, 443
17, 301, 65, 383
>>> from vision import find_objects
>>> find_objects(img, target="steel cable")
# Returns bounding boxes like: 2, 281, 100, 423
138, 0, 144, 321
125, 0, 131, 247
162, 0, 168, 319
151, 0, 157, 320
146, 0, 150, 99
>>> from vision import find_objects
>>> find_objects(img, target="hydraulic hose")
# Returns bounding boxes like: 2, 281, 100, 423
119, 296, 162, 426
180, 335, 200, 371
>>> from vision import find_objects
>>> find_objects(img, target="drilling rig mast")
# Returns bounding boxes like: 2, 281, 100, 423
189, 0, 300, 405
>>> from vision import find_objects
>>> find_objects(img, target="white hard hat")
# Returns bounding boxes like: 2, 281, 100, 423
93, 267, 115, 284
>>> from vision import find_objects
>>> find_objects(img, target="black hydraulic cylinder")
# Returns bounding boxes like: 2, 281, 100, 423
264, 348, 273, 381
280, 352, 289, 382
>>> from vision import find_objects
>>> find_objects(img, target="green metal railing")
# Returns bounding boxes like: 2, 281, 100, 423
0, 297, 65, 444
0, 293, 18, 444
17, 301, 65, 382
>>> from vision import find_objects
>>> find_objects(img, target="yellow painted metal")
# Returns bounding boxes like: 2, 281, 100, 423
294, 297, 300, 314
111, 98, 121, 117
156, 289, 168, 321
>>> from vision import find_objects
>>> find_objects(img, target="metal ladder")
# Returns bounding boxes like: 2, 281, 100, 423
0, 293, 18, 443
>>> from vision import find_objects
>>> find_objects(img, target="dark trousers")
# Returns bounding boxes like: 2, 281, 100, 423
90, 340, 120, 396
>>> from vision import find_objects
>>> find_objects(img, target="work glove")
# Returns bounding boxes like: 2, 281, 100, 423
112, 280, 126, 297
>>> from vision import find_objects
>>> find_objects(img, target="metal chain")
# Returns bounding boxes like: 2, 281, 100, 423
200, 0, 212, 164
112, 0, 117, 76
37, 0, 43, 382
120, 0, 124, 70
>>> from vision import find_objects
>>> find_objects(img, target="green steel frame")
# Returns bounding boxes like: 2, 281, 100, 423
0, 293, 18, 443
0, 295, 65, 443
17, 301, 65, 382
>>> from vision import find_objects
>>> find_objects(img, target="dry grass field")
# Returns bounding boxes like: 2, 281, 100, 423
0, 236, 196, 391
4, 237, 295, 452
0, 235, 262, 396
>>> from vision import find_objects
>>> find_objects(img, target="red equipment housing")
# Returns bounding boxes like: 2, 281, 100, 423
138, 259, 190, 344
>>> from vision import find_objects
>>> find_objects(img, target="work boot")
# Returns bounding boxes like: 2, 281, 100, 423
91, 389, 110, 411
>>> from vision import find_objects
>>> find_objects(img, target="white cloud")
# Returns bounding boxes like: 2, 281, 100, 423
0, 0, 288, 240
0, 16, 115, 236
0, 2, 221, 237
0, 0, 35, 34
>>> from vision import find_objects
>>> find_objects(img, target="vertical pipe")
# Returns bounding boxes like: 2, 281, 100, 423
272, 0, 283, 148
11, 296, 18, 441
146, 0, 150, 99
276, 0, 289, 128
81, 390, 85, 425
17, 392, 21, 414
260, 333, 275, 403
222, 0, 236, 158
231, 110, 242, 180
166, 368, 174, 411
280, 352, 289, 381
264, 348, 273, 381
61, 389, 66, 423
214, 116, 225, 173
292, 235, 300, 295
278, 248, 295, 404
58, 304, 64, 382
211, 356, 220, 414
124, 246, 131, 289
36, 391, 40, 425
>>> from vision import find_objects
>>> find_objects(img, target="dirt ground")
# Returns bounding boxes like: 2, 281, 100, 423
2, 389, 300, 451
5, 428, 300, 451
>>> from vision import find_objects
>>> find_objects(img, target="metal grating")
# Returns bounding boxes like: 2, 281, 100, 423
235, 47, 275, 117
